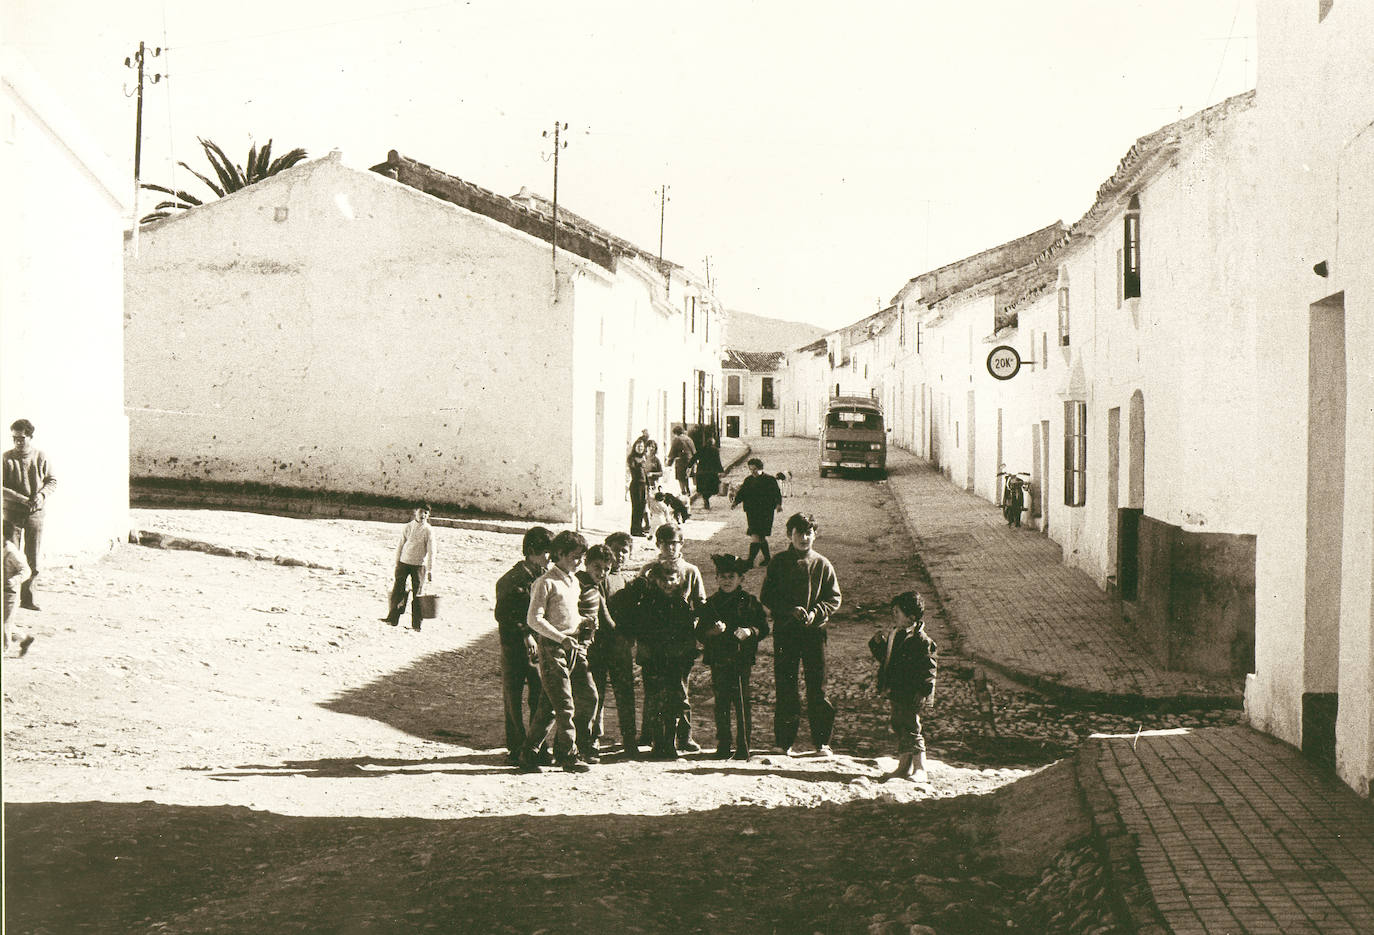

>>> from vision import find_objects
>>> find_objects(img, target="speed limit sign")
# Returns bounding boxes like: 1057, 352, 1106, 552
986, 345, 1021, 380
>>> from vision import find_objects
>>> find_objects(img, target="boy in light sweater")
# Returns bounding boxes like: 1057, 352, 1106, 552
382, 503, 435, 630
519, 530, 596, 774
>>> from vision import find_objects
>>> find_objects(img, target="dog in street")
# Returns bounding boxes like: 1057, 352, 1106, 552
654, 489, 691, 524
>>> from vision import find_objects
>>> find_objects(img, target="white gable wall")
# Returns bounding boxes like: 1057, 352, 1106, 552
125, 155, 575, 519
1, 56, 128, 562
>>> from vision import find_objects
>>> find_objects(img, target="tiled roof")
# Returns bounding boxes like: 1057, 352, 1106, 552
1033, 90, 1256, 270
372, 151, 629, 272
721, 349, 785, 372
890, 221, 1066, 309
507, 187, 681, 275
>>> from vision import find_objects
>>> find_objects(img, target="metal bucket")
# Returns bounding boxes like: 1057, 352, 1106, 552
416, 594, 440, 619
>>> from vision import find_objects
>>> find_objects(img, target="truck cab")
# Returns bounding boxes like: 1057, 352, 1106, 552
819, 395, 887, 478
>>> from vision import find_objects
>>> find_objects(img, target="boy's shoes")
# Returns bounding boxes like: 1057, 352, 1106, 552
781, 746, 800, 757
380, 617, 398, 626
559, 759, 591, 773
648, 748, 682, 761
911, 768, 930, 784
537, 749, 555, 766
516, 754, 543, 774
15, 635, 34, 657
733, 749, 751, 761
20, 601, 40, 611
678, 738, 702, 754
713, 747, 734, 759
504, 752, 522, 767
817, 745, 835, 757
580, 752, 601, 765
411, 623, 422, 631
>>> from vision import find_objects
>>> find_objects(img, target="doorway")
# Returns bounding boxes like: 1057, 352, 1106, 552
1304, 293, 1346, 767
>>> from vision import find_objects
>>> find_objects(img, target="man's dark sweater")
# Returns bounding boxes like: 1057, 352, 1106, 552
759, 546, 841, 639
494, 560, 543, 647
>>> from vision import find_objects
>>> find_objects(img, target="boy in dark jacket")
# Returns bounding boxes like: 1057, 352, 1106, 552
573, 545, 615, 762
591, 532, 638, 758
760, 512, 842, 756
623, 561, 702, 759
697, 554, 768, 760
868, 590, 938, 784
493, 526, 554, 764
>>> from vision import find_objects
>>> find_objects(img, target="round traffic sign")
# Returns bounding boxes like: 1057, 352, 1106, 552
987, 345, 1021, 380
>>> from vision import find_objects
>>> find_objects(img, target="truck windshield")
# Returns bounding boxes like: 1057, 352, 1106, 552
826, 409, 882, 430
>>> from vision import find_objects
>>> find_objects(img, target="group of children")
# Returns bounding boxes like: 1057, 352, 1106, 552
491, 509, 940, 782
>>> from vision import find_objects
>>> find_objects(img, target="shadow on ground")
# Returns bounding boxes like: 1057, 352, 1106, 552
5, 760, 1100, 935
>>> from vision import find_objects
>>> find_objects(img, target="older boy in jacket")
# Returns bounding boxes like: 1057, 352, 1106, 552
494, 526, 554, 764
760, 512, 842, 756
697, 554, 768, 760
869, 590, 938, 783
623, 562, 701, 759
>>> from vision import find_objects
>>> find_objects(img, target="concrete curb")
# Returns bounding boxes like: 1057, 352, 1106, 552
1074, 740, 1170, 935
131, 530, 340, 571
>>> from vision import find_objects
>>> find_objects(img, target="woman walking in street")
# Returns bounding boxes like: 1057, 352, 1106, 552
731, 457, 783, 567
690, 434, 723, 510
627, 438, 651, 538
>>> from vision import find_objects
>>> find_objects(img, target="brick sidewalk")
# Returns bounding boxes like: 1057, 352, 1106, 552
883, 448, 1241, 706
1083, 727, 1374, 935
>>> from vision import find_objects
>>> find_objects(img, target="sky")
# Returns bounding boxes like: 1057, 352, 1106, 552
3, 0, 1257, 330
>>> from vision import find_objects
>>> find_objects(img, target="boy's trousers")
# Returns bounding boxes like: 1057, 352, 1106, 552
526, 637, 598, 761
589, 636, 636, 749
499, 638, 543, 754
890, 697, 928, 755
773, 630, 835, 748
385, 562, 425, 626
642, 657, 693, 753
710, 663, 753, 752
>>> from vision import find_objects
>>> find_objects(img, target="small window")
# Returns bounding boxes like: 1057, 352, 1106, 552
725, 416, 740, 438
761, 419, 775, 438
1064, 401, 1087, 506
1057, 266, 1071, 345
760, 377, 776, 409
726, 375, 742, 405
1123, 195, 1141, 300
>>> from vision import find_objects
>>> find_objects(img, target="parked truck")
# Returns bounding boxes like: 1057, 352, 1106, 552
819, 394, 888, 478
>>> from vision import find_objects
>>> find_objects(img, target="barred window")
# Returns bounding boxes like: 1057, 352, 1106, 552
1064, 401, 1087, 507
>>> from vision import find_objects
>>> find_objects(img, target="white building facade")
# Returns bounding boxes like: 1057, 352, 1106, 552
1, 50, 129, 563
1246, 0, 1374, 796
124, 151, 722, 523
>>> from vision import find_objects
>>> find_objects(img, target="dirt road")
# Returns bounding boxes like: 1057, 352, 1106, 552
4, 438, 1127, 933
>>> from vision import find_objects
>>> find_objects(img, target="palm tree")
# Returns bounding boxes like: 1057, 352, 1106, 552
140, 137, 308, 223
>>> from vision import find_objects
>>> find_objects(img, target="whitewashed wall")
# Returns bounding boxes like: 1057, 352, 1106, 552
1, 53, 128, 563
125, 154, 575, 520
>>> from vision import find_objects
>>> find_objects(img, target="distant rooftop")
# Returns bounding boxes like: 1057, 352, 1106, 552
892, 221, 1066, 309
721, 349, 785, 372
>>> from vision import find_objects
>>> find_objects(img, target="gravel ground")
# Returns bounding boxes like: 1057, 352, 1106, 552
2, 438, 1241, 933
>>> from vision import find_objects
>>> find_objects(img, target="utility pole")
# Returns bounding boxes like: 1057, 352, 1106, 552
704, 255, 711, 293
541, 120, 568, 299
124, 41, 162, 255
657, 184, 671, 264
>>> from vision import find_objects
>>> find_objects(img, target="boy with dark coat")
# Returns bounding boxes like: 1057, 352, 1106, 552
731, 457, 783, 567
697, 554, 768, 760
869, 590, 938, 783
592, 533, 638, 758
493, 526, 553, 764
622, 561, 702, 759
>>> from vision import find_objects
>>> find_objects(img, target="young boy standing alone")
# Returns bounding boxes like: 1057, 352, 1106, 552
697, 554, 768, 760
760, 512, 842, 756
493, 526, 554, 764
869, 591, 938, 784
520, 531, 596, 773
383, 503, 435, 630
